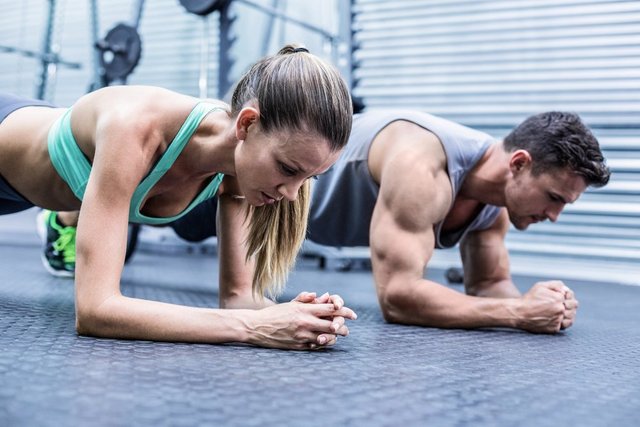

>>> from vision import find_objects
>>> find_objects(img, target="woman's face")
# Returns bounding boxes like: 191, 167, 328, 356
235, 121, 340, 207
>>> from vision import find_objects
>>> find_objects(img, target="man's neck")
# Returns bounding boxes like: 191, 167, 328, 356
457, 142, 510, 207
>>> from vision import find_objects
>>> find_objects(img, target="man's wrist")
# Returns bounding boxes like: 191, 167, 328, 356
504, 297, 525, 329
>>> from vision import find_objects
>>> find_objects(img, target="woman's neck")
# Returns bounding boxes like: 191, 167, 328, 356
186, 111, 238, 178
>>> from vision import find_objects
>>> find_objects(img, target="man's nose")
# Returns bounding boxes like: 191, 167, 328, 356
545, 204, 564, 222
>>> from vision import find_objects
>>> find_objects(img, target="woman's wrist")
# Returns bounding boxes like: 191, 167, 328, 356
234, 309, 261, 346
220, 308, 257, 344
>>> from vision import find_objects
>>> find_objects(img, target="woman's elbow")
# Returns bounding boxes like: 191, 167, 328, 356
74, 296, 115, 337
75, 305, 102, 336
75, 315, 92, 336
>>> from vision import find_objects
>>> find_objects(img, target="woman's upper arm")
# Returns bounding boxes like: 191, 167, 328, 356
74, 114, 150, 312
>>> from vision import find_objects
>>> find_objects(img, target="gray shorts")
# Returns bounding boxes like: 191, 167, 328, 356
0, 93, 53, 215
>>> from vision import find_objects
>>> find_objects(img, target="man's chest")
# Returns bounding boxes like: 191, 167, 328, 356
440, 197, 484, 233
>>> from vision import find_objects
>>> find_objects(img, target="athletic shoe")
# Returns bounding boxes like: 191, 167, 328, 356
36, 210, 76, 278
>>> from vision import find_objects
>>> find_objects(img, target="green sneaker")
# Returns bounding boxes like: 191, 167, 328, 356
36, 210, 76, 278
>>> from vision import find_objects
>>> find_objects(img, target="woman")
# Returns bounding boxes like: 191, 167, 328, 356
0, 45, 356, 350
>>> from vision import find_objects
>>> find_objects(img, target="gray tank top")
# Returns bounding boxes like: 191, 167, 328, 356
308, 110, 502, 249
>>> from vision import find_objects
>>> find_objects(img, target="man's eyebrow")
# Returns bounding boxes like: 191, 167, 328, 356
553, 192, 571, 204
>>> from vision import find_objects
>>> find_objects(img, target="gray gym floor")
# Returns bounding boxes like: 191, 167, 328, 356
1, 210, 638, 427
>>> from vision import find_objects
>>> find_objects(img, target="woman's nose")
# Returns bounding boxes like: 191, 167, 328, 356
277, 182, 299, 202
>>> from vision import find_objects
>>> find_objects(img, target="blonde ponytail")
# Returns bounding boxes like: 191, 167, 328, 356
245, 181, 311, 298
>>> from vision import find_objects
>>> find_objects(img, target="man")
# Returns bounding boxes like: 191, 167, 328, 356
306, 110, 609, 333
39, 110, 610, 334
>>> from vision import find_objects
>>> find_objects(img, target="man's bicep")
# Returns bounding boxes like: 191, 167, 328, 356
369, 148, 450, 295
369, 192, 436, 290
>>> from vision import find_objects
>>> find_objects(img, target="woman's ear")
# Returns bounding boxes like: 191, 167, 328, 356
235, 106, 260, 141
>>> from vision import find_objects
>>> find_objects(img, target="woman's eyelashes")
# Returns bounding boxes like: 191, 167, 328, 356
279, 162, 297, 176
278, 161, 318, 180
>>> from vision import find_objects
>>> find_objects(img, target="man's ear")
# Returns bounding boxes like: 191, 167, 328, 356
235, 107, 260, 141
509, 149, 532, 174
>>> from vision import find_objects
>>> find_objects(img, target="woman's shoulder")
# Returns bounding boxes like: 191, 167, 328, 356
78, 86, 194, 112
75, 87, 204, 131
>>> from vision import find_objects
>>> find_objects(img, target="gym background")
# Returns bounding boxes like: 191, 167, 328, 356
1, 0, 639, 285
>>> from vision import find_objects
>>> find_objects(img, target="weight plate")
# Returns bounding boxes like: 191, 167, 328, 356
97, 23, 142, 82
179, 0, 229, 16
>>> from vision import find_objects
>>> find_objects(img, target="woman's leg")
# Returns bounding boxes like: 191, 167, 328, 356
37, 210, 77, 278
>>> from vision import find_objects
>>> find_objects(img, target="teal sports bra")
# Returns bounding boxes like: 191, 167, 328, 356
47, 102, 226, 225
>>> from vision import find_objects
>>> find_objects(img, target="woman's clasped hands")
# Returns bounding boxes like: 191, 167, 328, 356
247, 292, 357, 351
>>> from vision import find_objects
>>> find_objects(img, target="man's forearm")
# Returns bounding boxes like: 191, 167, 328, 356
466, 278, 522, 298
379, 278, 523, 330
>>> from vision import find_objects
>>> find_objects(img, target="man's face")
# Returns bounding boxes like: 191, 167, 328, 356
505, 159, 588, 230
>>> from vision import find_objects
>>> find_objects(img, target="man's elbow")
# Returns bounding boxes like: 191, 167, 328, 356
378, 284, 411, 324
378, 279, 453, 328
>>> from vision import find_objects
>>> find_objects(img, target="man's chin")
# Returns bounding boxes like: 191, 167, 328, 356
510, 219, 531, 231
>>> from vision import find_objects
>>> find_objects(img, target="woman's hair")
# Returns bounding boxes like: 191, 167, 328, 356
503, 111, 610, 188
230, 44, 353, 298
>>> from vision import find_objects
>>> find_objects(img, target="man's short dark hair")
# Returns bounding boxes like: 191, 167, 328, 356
503, 111, 610, 187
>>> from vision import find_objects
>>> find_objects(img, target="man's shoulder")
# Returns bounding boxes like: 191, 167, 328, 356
379, 127, 450, 190
377, 146, 453, 228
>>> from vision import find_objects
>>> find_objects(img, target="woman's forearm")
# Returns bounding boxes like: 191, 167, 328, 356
76, 294, 253, 344
76, 293, 357, 350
